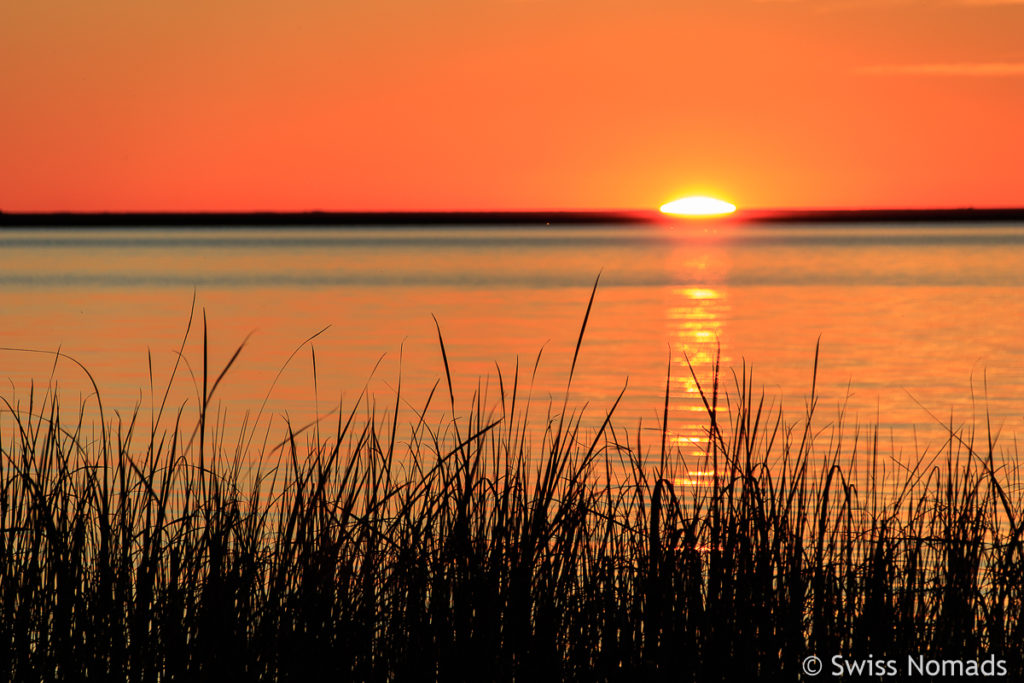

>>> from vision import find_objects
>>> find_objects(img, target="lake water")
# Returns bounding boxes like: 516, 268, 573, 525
2, 222, 1023, 470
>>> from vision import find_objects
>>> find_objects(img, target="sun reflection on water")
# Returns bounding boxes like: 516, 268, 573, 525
667, 283, 731, 475
674, 470, 717, 488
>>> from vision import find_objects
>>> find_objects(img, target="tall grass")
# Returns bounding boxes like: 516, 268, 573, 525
2, 304, 1023, 680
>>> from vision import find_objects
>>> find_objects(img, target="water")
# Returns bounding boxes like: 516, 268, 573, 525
2, 222, 1023, 467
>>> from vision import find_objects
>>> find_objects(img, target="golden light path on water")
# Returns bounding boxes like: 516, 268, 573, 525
669, 286, 727, 489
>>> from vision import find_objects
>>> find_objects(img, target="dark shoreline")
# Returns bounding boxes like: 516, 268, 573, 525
2, 207, 1024, 227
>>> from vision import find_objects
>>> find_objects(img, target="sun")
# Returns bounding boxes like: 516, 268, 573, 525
660, 196, 737, 217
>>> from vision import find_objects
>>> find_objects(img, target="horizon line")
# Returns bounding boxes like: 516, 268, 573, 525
2, 207, 1024, 226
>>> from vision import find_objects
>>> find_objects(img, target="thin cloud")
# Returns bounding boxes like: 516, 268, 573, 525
754, 0, 1024, 5
858, 62, 1024, 76
955, 0, 1024, 5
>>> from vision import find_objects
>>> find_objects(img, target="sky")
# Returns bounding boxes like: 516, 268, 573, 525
1, 0, 1022, 212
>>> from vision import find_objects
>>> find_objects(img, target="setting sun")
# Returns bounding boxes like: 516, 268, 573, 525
660, 196, 737, 217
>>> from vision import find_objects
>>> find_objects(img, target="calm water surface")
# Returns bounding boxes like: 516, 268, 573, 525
2, 222, 1023, 469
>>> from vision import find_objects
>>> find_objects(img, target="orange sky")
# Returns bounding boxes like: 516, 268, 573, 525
2, 0, 1022, 212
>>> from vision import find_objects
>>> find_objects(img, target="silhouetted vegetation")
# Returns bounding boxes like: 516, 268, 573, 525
2, 301, 1022, 681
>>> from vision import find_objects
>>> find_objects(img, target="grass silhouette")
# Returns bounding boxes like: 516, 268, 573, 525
2, 290, 1022, 681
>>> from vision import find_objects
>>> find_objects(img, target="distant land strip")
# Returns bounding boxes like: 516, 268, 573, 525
2, 208, 1024, 227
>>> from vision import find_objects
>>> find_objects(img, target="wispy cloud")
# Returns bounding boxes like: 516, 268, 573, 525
955, 0, 1024, 5
858, 62, 1024, 76
754, 0, 1024, 5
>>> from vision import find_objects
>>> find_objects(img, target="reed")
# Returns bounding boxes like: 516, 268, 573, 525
2, 305, 1022, 681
